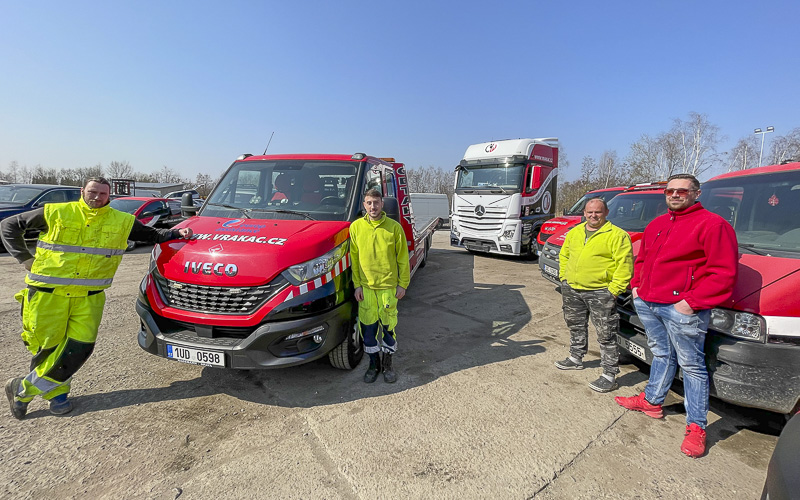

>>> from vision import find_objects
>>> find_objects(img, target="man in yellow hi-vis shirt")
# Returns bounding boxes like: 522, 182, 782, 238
554, 197, 633, 393
2, 177, 192, 419
349, 189, 410, 384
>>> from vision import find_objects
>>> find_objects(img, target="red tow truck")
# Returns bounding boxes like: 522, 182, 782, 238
136, 153, 437, 370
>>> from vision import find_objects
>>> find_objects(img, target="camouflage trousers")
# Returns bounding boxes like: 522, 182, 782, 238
561, 283, 620, 376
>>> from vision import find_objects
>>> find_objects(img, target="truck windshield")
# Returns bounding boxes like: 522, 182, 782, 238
201, 160, 358, 221
455, 163, 525, 192
566, 190, 621, 216
606, 192, 668, 233
700, 170, 800, 258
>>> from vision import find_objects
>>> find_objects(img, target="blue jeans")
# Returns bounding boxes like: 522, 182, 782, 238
634, 297, 711, 428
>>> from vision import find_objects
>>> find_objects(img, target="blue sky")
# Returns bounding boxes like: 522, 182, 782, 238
1, 1, 798, 182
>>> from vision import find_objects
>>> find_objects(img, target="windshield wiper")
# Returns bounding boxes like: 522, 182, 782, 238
738, 243, 770, 256
490, 186, 510, 194
247, 208, 316, 221
205, 203, 251, 218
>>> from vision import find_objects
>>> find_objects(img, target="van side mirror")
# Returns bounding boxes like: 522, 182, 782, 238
181, 192, 198, 217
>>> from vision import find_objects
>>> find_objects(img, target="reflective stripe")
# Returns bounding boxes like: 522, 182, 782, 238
37, 241, 125, 256
27, 273, 113, 287
24, 371, 63, 394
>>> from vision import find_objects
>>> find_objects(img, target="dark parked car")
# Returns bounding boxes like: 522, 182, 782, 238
0, 184, 82, 247
109, 197, 185, 250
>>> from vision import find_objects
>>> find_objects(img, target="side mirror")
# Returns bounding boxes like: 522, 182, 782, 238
181, 192, 198, 217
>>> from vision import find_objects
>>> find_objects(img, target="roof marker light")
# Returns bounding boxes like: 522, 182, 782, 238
351, 153, 366, 160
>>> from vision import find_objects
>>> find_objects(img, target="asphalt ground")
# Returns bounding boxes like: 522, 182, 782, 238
0, 231, 782, 499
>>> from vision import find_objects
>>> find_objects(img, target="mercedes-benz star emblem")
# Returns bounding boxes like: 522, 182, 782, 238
475, 205, 485, 216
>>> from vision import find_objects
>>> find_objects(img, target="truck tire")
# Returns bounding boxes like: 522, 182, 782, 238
419, 235, 430, 268
523, 234, 538, 261
328, 318, 364, 370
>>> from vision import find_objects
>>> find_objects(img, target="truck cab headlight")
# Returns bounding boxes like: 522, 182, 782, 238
710, 308, 766, 342
285, 241, 348, 285
500, 227, 515, 240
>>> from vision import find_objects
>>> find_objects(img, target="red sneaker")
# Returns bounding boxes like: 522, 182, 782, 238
681, 423, 707, 458
614, 392, 664, 418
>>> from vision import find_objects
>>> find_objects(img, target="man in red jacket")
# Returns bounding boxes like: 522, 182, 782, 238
615, 173, 738, 458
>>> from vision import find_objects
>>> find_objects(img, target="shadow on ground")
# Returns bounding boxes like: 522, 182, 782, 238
65, 245, 546, 413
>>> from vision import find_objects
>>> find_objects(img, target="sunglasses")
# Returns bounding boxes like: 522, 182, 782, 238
664, 188, 697, 197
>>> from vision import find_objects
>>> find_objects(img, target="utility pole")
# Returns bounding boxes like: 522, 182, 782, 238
754, 126, 775, 167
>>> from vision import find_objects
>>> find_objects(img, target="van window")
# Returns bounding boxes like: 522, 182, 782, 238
701, 170, 800, 256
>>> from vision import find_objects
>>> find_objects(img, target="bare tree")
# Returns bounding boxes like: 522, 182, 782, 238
725, 136, 760, 172
579, 155, 598, 184
195, 173, 216, 197
31, 164, 59, 184
406, 165, 454, 204
673, 112, 723, 176
106, 160, 134, 179
768, 127, 800, 165
151, 165, 185, 184
6, 161, 20, 183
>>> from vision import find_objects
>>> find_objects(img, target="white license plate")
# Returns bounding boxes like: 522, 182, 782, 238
543, 264, 558, 277
167, 344, 225, 367
625, 340, 646, 361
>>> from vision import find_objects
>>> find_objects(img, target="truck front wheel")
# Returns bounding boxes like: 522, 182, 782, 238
328, 318, 364, 370
523, 234, 538, 260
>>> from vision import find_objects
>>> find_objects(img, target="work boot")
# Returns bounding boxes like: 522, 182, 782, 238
382, 353, 397, 384
614, 392, 664, 419
363, 353, 381, 383
5, 377, 29, 420
681, 423, 707, 458
48, 394, 74, 415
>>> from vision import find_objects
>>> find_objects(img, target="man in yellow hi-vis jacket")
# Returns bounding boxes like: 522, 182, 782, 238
554, 197, 633, 393
1, 178, 192, 419
349, 189, 410, 384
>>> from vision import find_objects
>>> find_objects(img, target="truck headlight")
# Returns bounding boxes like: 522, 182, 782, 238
500, 227, 515, 240
451, 223, 459, 237
710, 308, 766, 342
285, 241, 348, 285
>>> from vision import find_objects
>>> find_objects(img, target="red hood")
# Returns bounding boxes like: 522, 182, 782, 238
725, 255, 800, 316
156, 217, 350, 286
541, 215, 582, 235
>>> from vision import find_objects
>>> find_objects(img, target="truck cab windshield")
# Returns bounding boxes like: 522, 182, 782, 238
456, 163, 525, 193
700, 170, 800, 258
200, 160, 359, 222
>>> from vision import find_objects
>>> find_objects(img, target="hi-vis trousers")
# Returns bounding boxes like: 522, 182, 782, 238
12, 287, 105, 402
358, 287, 398, 355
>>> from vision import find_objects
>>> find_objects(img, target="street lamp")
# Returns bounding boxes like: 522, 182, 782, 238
754, 126, 775, 167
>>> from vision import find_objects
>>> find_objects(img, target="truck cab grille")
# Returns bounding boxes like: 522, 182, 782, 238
153, 272, 288, 315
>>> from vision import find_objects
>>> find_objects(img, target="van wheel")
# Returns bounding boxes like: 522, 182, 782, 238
328, 318, 364, 370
